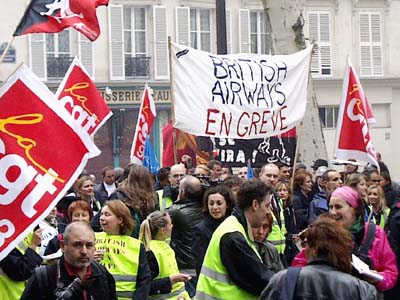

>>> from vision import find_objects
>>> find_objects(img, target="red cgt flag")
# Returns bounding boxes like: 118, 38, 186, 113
56, 57, 112, 136
334, 58, 379, 169
130, 85, 156, 165
0, 64, 100, 261
13, 0, 109, 41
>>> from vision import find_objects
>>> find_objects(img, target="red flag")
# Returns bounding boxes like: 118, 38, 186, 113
334, 58, 379, 169
0, 64, 99, 261
13, 0, 109, 41
56, 57, 112, 136
130, 85, 156, 165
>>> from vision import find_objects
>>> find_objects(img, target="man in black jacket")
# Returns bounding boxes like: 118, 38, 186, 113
167, 175, 203, 297
21, 222, 117, 300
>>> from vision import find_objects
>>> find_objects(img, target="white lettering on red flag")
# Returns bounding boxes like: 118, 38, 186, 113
56, 57, 112, 136
171, 42, 312, 139
130, 85, 156, 165
334, 58, 379, 169
0, 65, 100, 261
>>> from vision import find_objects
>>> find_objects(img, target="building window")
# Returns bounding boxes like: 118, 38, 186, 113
190, 8, 211, 51
46, 30, 72, 78
307, 11, 332, 77
359, 12, 383, 77
250, 11, 271, 54
319, 106, 339, 128
123, 7, 150, 77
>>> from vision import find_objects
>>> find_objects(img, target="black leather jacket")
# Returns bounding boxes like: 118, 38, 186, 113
167, 197, 204, 269
259, 257, 379, 300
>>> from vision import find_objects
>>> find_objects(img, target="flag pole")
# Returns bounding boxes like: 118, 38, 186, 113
168, 36, 178, 164
130, 84, 147, 164
0, 36, 15, 65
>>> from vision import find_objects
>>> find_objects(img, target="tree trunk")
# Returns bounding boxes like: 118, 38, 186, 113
264, 0, 328, 167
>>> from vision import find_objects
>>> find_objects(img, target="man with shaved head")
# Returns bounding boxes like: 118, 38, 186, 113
158, 163, 188, 210
167, 175, 204, 297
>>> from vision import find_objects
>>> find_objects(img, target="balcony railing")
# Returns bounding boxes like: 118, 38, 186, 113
125, 56, 150, 77
47, 56, 74, 79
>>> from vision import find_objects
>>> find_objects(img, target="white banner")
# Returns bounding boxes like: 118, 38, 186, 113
171, 43, 312, 139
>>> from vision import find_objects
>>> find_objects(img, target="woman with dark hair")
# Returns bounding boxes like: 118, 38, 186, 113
292, 171, 313, 231
276, 180, 299, 265
111, 164, 157, 238
292, 186, 398, 293
192, 185, 234, 275
260, 217, 378, 300
96, 200, 151, 299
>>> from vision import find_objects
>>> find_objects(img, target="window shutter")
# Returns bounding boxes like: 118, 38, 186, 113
153, 5, 168, 79
318, 13, 331, 76
29, 33, 46, 80
78, 33, 94, 79
226, 9, 232, 54
307, 12, 319, 75
307, 12, 331, 77
360, 12, 383, 77
108, 5, 124, 80
176, 7, 190, 46
239, 9, 250, 53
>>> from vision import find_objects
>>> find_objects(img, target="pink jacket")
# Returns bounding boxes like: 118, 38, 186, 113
292, 222, 398, 291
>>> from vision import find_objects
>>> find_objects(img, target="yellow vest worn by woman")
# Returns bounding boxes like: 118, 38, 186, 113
149, 240, 190, 300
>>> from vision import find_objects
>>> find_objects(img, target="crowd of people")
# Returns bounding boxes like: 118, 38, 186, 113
1, 154, 400, 300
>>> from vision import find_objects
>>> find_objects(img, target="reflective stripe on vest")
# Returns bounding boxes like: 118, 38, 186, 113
195, 215, 260, 300
150, 240, 190, 300
95, 232, 140, 300
149, 286, 188, 299
267, 197, 287, 254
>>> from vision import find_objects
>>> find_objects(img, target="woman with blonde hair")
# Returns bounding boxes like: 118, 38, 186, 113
96, 200, 151, 299
112, 164, 157, 237
139, 211, 191, 299
367, 184, 390, 230
75, 175, 102, 216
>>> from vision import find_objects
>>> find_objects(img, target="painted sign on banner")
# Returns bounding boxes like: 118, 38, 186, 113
56, 57, 112, 136
215, 128, 297, 168
171, 42, 312, 139
0, 64, 100, 261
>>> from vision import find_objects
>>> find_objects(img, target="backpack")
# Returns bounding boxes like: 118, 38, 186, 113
279, 267, 301, 300
355, 222, 376, 269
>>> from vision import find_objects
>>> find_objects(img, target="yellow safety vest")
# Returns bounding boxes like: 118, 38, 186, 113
267, 196, 287, 254
157, 190, 173, 211
370, 206, 390, 229
0, 233, 34, 300
149, 240, 190, 300
95, 232, 141, 300
195, 216, 261, 300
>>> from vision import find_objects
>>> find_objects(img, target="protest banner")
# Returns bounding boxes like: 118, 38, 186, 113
334, 58, 379, 169
170, 42, 312, 139
14, 0, 109, 41
56, 57, 112, 136
215, 128, 297, 168
0, 64, 100, 261
130, 85, 156, 165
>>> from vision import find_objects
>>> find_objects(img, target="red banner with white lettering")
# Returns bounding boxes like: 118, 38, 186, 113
334, 58, 379, 169
130, 85, 156, 165
0, 65, 100, 261
56, 57, 112, 136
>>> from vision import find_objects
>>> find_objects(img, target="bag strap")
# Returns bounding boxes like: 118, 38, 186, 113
35, 265, 49, 293
359, 222, 376, 256
279, 267, 301, 300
